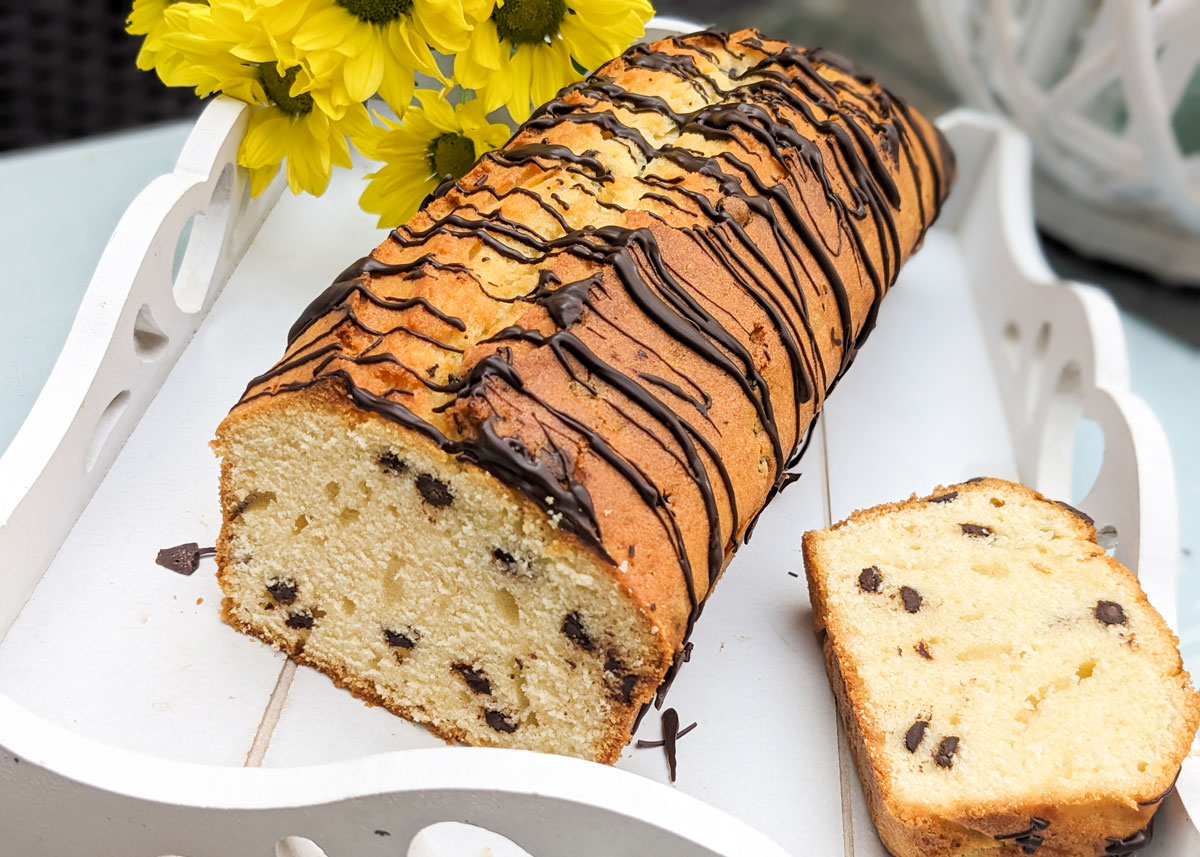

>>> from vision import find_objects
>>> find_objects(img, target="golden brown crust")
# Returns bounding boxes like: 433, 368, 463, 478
804, 478, 1199, 857
217, 29, 954, 758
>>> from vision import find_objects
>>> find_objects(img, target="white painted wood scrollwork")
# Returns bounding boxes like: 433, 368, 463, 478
0, 97, 281, 634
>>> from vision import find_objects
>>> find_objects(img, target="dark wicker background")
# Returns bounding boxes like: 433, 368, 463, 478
0, 0, 202, 152
0, 0, 947, 153
1, 0, 1195, 339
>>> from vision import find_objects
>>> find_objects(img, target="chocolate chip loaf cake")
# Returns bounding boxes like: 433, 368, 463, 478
213, 29, 954, 763
803, 478, 1200, 857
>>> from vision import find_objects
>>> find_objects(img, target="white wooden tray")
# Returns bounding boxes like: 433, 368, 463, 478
0, 61, 1196, 857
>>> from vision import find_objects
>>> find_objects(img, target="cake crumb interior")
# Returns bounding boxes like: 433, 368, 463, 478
218, 402, 660, 760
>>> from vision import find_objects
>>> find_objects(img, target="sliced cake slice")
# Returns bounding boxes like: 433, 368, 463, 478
803, 477, 1199, 857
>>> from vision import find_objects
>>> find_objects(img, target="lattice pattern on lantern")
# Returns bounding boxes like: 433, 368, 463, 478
921, 0, 1200, 285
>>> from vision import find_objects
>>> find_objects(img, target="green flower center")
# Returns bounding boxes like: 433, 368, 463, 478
258, 63, 313, 116
428, 133, 476, 180
493, 0, 567, 45
336, 0, 413, 25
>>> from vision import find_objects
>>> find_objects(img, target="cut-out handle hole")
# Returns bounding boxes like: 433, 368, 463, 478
1036, 361, 1084, 498
1025, 320, 1053, 419
133, 303, 169, 361
1001, 319, 1021, 372
1034, 321, 1052, 357
174, 163, 235, 314
275, 836, 329, 857
408, 822, 534, 857
1071, 417, 1105, 507
85, 390, 131, 473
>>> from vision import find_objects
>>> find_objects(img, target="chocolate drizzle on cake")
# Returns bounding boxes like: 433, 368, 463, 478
234, 30, 952, 713
995, 817, 1049, 855
1104, 819, 1153, 856
1137, 768, 1180, 806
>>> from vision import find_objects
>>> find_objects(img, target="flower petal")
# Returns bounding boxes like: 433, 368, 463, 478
292, 6, 356, 51
342, 35, 385, 101
239, 109, 291, 168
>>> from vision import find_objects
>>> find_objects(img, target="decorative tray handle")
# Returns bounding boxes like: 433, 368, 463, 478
937, 110, 1178, 623
0, 97, 279, 632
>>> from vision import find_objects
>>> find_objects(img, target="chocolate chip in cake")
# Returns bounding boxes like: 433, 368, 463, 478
905, 720, 928, 752
1095, 600, 1127, 626
1105, 820, 1154, 855
491, 547, 524, 576
858, 566, 882, 592
934, 736, 959, 768
233, 491, 274, 517
452, 663, 492, 695
995, 817, 1050, 855
619, 673, 638, 703
416, 474, 453, 507
266, 579, 298, 604
916, 641, 932, 660
384, 626, 418, 649
484, 709, 518, 733
961, 523, 993, 538
561, 611, 594, 651
377, 452, 407, 475
901, 586, 923, 613
929, 491, 958, 504
286, 611, 314, 630
604, 656, 639, 704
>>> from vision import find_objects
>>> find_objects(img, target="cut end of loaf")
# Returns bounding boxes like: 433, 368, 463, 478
803, 478, 1200, 857
215, 391, 668, 763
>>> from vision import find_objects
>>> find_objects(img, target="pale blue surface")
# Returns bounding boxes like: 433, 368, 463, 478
0, 121, 193, 450
0, 124, 1196, 667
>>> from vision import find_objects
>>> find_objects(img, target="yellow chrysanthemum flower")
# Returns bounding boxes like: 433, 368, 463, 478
126, 0, 213, 85
358, 91, 512, 226
239, 82, 373, 197
287, 0, 475, 116
151, 1, 371, 196
455, 0, 653, 122
128, 0, 184, 70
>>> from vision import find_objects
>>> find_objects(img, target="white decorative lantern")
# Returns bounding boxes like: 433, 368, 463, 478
920, 0, 1200, 285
